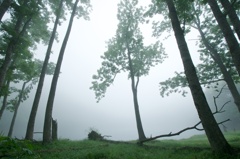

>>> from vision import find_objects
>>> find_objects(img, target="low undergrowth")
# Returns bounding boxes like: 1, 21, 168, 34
1, 131, 240, 159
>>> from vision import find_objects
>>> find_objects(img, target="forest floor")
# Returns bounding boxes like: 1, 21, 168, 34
1, 131, 240, 159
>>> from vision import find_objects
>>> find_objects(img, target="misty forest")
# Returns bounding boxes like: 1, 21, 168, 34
0, 0, 240, 158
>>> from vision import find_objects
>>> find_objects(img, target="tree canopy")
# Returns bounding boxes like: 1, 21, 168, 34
91, 0, 166, 102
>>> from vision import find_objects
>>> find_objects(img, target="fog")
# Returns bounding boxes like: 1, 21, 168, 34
0, 0, 209, 141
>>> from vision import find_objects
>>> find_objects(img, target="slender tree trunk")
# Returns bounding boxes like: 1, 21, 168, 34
132, 83, 146, 141
193, 15, 240, 112
0, 79, 10, 120
8, 81, 28, 137
219, 0, 240, 40
126, 44, 146, 141
207, 0, 240, 77
43, 0, 79, 144
0, 0, 12, 21
166, 0, 233, 154
25, 0, 64, 141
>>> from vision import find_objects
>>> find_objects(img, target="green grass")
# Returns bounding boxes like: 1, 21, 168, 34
2, 131, 240, 159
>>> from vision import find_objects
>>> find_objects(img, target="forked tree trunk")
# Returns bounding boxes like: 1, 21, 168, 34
126, 43, 146, 141
43, 0, 79, 144
207, 0, 240, 77
25, 0, 64, 141
165, 0, 233, 154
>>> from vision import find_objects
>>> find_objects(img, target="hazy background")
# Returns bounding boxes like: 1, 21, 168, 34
0, 0, 222, 141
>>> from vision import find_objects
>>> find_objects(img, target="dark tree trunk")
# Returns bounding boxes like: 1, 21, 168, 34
207, 0, 240, 77
0, 0, 12, 21
0, 79, 10, 120
219, 0, 240, 40
166, 0, 233, 154
25, 0, 64, 141
126, 43, 146, 141
193, 15, 240, 112
132, 83, 146, 141
43, 0, 79, 144
8, 81, 28, 137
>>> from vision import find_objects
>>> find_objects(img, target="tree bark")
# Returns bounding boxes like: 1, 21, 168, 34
126, 43, 146, 141
0, 78, 10, 120
193, 11, 240, 112
219, 0, 240, 40
207, 0, 240, 77
43, 0, 79, 144
25, 0, 64, 141
165, 0, 233, 154
8, 81, 29, 137
0, 0, 12, 21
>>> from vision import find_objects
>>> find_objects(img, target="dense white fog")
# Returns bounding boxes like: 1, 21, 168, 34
0, 0, 223, 141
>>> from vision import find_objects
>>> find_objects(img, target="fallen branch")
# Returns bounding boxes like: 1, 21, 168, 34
140, 119, 230, 144
141, 85, 230, 144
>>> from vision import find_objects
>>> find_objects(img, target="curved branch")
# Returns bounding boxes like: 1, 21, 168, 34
140, 119, 230, 144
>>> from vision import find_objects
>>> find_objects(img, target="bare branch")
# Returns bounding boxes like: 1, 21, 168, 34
141, 87, 230, 144
200, 79, 225, 85
213, 84, 230, 114
140, 118, 230, 144
140, 121, 202, 143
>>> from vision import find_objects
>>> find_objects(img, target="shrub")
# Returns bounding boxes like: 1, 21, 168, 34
0, 136, 39, 158
88, 129, 104, 141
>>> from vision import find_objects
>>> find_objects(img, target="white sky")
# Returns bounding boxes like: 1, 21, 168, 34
1, 0, 206, 140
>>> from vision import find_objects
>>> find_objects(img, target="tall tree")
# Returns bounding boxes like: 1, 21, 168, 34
43, 0, 91, 143
219, 0, 240, 40
91, 0, 166, 141
0, 0, 31, 93
152, 1, 240, 112
25, 0, 64, 141
207, 0, 240, 76
7, 58, 55, 137
0, 0, 50, 94
192, 4, 240, 112
164, 0, 233, 153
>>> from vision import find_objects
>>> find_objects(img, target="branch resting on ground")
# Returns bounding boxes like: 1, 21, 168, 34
140, 119, 229, 143
140, 85, 230, 144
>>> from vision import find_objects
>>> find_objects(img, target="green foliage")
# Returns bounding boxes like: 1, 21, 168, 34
28, 132, 240, 159
146, 0, 194, 39
91, 0, 166, 102
0, 137, 39, 158
6, 59, 56, 112
159, 72, 188, 97
157, 1, 240, 97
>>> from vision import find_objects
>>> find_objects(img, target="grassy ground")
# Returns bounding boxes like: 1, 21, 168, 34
1, 131, 240, 159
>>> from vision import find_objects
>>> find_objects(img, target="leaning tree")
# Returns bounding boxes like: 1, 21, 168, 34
42, 0, 91, 144
162, 0, 233, 154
